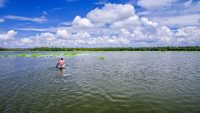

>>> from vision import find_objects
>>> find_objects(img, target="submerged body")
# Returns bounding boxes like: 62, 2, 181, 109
56, 58, 65, 69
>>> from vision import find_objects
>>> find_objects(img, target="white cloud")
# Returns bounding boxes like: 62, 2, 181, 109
4, 15, 47, 23
156, 26, 172, 42
136, 0, 200, 27
175, 26, 200, 44
56, 29, 69, 39
151, 14, 200, 26
111, 16, 139, 28
0, 30, 17, 40
20, 38, 32, 44
141, 17, 158, 27
0, 18, 5, 23
137, 0, 176, 9
181, 1, 200, 15
17, 26, 70, 32
87, 3, 135, 24
2, 3, 200, 47
72, 16, 94, 28
0, 0, 6, 7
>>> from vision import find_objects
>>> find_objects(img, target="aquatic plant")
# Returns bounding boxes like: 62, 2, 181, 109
16, 53, 28, 57
0, 52, 80, 58
63, 52, 78, 56
4, 54, 8, 57
98, 56, 105, 60
31, 53, 42, 57
11, 54, 15, 58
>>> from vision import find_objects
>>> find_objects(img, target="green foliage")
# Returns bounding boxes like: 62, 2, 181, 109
0, 47, 6, 51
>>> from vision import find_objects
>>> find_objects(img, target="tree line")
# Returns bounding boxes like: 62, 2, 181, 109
0, 46, 200, 51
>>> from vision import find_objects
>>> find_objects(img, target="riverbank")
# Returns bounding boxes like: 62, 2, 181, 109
0, 46, 200, 51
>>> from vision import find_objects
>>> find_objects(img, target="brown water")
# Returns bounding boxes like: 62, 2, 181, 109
0, 51, 200, 113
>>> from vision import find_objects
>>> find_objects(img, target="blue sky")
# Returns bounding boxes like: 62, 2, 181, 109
0, 0, 200, 48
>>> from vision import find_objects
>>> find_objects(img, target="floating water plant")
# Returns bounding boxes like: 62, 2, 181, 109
11, 54, 15, 58
63, 52, 78, 56
16, 53, 28, 57
31, 53, 39, 57
4, 54, 8, 57
0, 52, 80, 58
98, 56, 105, 60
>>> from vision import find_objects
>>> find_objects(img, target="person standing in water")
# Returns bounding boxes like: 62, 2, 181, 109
56, 58, 65, 68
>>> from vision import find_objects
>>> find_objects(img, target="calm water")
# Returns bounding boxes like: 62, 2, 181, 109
0, 51, 200, 113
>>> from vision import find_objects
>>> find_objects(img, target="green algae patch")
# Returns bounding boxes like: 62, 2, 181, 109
63, 52, 78, 56
98, 56, 105, 60
16, 53, 29, 57
4, 54, 9, 57
1, 52, 80, 58
31, 53, 42, 57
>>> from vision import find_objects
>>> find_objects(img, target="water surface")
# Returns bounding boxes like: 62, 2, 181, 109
0, 51, 200, 113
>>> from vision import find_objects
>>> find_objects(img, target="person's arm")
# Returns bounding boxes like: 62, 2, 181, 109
56, 62, 60, 67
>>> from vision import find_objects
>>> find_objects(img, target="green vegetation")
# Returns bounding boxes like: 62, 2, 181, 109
11, 54, 15, 58
98, 56, 105, 60
4, 54, 9, 57
16, 53, 28, 57
63, 52, 78, 56
0, 52, 79, 58
1, 46, 200, 51
31, 53, 41, 57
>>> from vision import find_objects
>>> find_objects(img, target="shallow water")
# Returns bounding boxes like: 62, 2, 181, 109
0, 51, 200, 113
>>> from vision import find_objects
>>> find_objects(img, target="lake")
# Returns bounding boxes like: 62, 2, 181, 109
0, 51, 200, 113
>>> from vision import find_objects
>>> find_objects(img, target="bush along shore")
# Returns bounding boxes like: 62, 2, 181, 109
0, 46, 200, 51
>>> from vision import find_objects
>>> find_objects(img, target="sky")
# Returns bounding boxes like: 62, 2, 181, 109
0, 0, 200, 48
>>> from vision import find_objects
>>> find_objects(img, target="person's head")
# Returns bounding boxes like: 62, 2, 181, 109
61, 58, 63, 60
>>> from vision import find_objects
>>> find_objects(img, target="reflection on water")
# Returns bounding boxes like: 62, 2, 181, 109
57, 69, 64, 77
0, 51, 200, 113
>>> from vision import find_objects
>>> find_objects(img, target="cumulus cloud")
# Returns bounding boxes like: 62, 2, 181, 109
141, 17, 158, 27
137, 0, 200, 27
111, 16, 140, 28
72, 16, 94, 28
2, 3, 200, 47
0, 30, 17, 40
175, 26, 200, 44
56, 29, 69, 38
87, 3, 135, 24
20, 38, 32, 44
4, 15, 47, 23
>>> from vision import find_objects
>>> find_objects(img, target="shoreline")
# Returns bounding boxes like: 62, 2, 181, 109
1, 46, 200, 51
